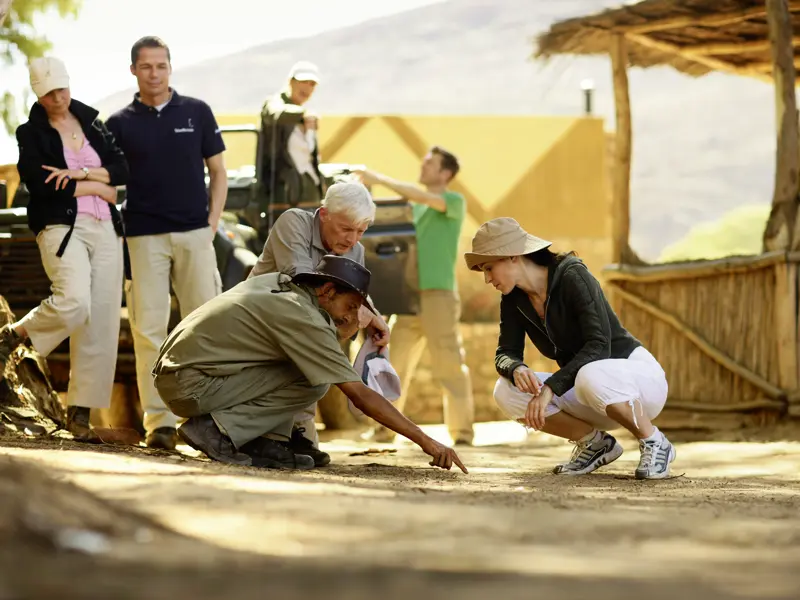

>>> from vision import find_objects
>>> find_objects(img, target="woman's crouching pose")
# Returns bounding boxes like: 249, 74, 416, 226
465, 218, 675, 479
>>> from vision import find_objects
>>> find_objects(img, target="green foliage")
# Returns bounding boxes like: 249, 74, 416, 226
1, 0, 82, 134
658, 204, 771, 263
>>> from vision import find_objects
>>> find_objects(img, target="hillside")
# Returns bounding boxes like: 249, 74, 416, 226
96, 0, 776, 261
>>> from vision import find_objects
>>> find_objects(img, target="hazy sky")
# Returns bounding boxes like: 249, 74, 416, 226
0, 0, 443, 162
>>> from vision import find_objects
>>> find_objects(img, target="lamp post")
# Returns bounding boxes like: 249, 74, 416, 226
581, 78, 595, 116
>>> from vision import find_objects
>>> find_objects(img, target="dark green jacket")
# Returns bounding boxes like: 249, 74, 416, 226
259, 91, 322, 207
495, 256, 641, 397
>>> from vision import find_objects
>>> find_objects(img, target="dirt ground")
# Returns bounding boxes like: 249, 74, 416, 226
1, 421, 799, 600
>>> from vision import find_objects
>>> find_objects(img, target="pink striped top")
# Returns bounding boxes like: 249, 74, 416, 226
63, 139, 112, 220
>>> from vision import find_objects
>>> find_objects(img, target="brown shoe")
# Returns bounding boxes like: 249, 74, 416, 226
177, 415, 252, 466
145, 427, 178, 451
66, 406, 101, 443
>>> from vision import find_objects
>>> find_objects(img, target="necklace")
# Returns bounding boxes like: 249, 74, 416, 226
71, 132, 77, 140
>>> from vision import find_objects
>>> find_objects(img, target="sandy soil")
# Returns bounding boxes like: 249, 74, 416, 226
1, 421, 799, 600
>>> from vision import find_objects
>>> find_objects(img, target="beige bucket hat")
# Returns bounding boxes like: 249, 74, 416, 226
464, 217, 552, 271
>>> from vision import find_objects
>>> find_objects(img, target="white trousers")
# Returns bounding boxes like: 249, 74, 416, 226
126, 227, 221, 434
18, 216, 123, 409
494, 347, 668, 432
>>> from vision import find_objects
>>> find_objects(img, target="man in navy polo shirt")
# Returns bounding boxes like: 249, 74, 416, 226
107, 36, 227, 451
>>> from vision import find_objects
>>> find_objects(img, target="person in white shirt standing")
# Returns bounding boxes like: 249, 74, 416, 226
259, 61, 324, 224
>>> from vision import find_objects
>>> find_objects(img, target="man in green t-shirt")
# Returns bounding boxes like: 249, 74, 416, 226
354, 147, 475, 445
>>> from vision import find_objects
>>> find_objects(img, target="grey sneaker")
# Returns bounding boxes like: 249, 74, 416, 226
177, 415, 252, 466
635, 434, 676, 480
0, 325, 24, 364
553, 432, 623, 476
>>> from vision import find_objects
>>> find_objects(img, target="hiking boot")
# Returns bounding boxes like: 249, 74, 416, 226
241, 436, 315, 470
553, 431, 623, 476
177, 415, 252, 466
66, 406, 101, 443
635, 433, 676, 480
145, 427, 178, 451
0, 325, 24, 364
288, 426, 331, 467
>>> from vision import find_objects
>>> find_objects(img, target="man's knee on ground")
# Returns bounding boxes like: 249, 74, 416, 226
153, 374, 201, 418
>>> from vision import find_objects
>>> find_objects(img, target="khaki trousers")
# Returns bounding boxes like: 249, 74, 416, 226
19, 216, 123, 409
154, 366, 328, 448
389, 289, 475, 441
126, 227, 221, 433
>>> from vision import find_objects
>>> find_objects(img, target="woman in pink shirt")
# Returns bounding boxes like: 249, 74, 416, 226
0, 57, 129, 442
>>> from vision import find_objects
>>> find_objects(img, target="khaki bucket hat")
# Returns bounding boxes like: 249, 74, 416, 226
464, 217, 552, 271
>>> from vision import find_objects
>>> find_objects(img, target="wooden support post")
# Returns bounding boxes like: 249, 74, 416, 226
774, 261, 798, 394
763, 0, 800, 252
610, 34, 632, 265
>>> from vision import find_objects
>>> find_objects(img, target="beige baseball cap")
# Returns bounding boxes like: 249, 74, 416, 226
29, 57, 70, 98
288, 60, 320, 83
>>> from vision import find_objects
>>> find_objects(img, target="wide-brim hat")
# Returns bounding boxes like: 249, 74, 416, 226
292, 255, 376, 314
464, 217, 552, 271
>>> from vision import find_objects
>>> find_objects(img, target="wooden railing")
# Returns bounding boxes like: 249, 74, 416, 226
603, 252, 800, 417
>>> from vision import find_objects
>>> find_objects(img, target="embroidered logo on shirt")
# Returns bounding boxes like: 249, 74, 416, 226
174, 118, 195, 134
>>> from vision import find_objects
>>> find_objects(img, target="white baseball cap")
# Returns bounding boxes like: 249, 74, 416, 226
29, 57, 70, 98
349, 338, 402, 418
288, 61, 320, 83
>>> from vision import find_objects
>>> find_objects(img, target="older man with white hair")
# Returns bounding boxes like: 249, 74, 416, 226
248, 181, 390, 466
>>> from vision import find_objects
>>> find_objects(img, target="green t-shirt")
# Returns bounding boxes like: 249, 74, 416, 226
413, 191, 466, 291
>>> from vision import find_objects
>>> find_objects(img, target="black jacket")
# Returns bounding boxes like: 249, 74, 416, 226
495, 255, 641, 397
15, 99, 128, 255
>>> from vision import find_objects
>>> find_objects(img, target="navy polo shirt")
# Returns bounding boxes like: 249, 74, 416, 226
106, 90, 226, 236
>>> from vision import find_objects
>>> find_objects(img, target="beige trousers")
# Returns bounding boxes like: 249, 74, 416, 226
389, 289, 475, 441
18, 216, 123, 409
126, 227, 221, 433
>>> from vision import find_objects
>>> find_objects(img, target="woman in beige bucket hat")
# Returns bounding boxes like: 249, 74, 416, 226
0, 57, 128, 443
465, 218, 675, 480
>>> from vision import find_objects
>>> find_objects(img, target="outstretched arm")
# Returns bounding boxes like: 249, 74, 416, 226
338, 381, 468, 473
354, 168, 447, 213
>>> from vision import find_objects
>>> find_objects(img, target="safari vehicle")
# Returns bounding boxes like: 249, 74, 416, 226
217, 124, 418, 317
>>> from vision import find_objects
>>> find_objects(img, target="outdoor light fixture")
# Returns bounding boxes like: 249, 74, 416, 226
580, 78, 595, 116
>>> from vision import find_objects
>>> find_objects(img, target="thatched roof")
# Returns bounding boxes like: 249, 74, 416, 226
536, 0, 799, 80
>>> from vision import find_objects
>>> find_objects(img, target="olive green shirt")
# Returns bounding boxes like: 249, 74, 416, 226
413, 191, 466, 291
153, 272, 360, 387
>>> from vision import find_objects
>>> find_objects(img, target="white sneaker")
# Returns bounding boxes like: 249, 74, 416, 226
635, 433, 676, 480
553, 432, 623, 476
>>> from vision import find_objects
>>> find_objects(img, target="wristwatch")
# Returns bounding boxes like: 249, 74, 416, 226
81, 167, 90, 180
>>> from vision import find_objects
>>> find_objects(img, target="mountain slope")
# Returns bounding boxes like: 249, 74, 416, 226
96, 0, 776, 260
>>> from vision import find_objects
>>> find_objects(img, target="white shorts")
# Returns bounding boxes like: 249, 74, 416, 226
494, 346, 669, 431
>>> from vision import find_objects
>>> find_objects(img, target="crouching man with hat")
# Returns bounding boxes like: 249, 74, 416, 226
151, 255, 467, 473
